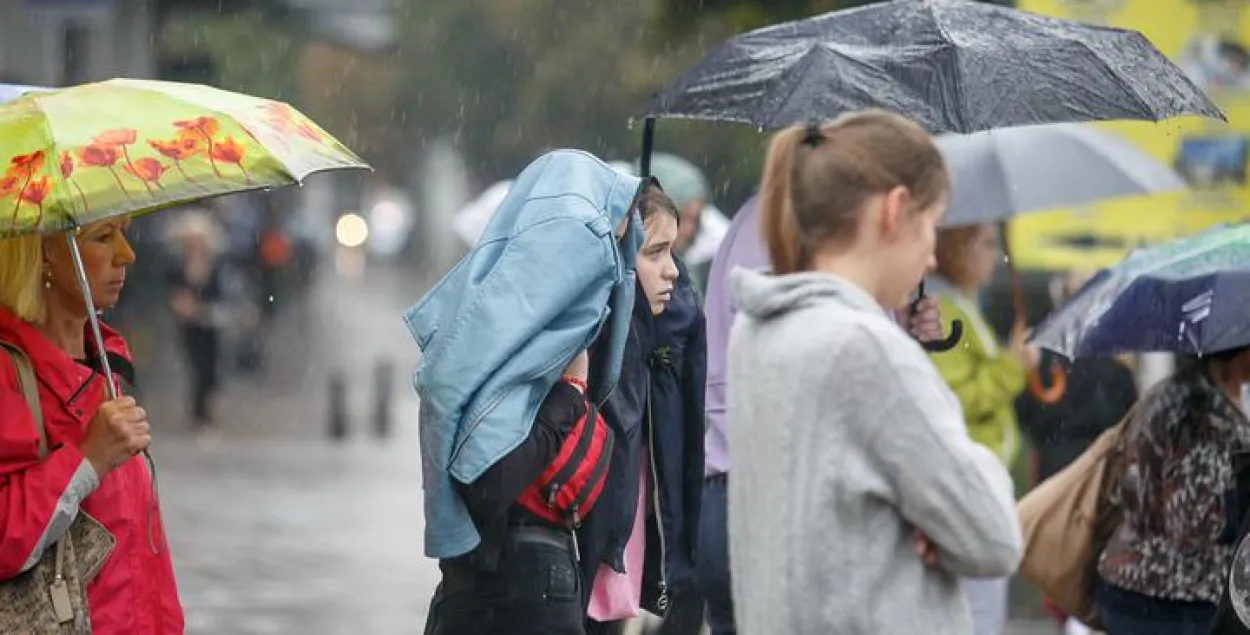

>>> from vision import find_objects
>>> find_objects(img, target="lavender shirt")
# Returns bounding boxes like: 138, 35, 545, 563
702, 196, 907, 476
703, 196, 766, 476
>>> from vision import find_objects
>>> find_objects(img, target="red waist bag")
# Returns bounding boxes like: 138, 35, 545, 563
516, 392, 615, 528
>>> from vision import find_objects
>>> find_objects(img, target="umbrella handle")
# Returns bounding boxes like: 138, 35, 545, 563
914, 280, 963, 352
921, 319, 964, 352
1027, 361, 1067, 404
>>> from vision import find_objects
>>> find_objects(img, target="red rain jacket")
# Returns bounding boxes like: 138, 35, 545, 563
0, 309, 183, 634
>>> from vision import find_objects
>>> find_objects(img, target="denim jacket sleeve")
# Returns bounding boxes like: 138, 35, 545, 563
416, 215, 617, 430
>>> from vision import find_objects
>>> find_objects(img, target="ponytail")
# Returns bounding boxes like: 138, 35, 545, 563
760, 127, 807, 275
758, 111, 949, 276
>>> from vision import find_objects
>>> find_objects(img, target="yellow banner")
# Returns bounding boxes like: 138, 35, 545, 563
1010, 0, 1250, 270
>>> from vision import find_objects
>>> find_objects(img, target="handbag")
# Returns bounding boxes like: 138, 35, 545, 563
1016, 408, 1131, 630
0, 341, 116, 634
515, 382, 615, 528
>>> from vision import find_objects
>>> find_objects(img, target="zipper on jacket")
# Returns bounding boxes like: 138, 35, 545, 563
645, 390, 669, 612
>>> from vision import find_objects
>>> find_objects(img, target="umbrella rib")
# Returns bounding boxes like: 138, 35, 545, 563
762, 46, 827, 128
928, 8, 969, 134
1064, 36, 1156, 121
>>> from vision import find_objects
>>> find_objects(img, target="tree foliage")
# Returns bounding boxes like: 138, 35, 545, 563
159, 0, 1012, 212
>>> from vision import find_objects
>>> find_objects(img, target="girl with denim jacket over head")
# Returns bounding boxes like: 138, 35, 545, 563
415, 152, 651, 635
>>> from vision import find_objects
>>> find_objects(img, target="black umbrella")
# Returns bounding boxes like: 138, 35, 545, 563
637, 0, 1224, 351
640, 0, 1223, 134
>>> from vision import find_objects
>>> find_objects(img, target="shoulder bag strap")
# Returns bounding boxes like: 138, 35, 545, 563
1, 341, 47, 460
0, 340, 70, 592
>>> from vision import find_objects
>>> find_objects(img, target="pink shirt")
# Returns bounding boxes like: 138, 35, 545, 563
586, 452, 650, 621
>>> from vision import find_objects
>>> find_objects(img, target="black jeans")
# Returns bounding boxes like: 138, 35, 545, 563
1094, 577, 1215, 635
423, 528, 585, 635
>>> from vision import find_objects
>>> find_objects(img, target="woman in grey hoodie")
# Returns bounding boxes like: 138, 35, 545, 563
725, 111, 1022, 635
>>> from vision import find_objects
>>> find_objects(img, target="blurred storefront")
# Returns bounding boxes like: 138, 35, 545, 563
0, 0, 156, 85
991, 0, 1250, 387
1010, 0, 1250, 270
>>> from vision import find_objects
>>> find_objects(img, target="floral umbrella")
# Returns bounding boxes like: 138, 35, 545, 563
0, 78, 370, 397
0, 78, 368, 235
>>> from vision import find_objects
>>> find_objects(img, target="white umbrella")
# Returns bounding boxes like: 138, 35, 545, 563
452, 180, 512, 247
937, 123, 1186, 228
934, 123, 1188, 404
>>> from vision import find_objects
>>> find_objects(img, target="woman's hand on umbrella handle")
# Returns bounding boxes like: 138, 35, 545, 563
906, 296, 944, 343
80, 397, 152, 478
1010, 325, 1040, 368
909, 294, 963, 352
913, 529, 939, 567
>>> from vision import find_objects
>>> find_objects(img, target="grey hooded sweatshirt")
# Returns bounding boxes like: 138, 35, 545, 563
726, 269, 1022, 635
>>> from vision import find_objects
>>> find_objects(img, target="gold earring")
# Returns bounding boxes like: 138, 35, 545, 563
43, 270, 52, 290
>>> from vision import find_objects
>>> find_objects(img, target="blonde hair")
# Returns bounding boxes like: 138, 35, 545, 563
0, 234, 46, 323
760, 109, 949, 275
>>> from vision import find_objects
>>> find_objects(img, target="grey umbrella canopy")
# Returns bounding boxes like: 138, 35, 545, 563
936, 123, 1187, 228
641, 0, 1224, 134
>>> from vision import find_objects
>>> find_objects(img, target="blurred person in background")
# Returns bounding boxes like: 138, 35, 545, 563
1017, 268, 1138, 484
928, 222, 1037, 635
166, 210, 228, 432
0, 216, 184, 633
1095, 346, 1250, 635
1016, 269, 1138, 635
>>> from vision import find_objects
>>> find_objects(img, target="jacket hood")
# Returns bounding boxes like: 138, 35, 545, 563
482, 149, 646, 250
730, 268, 886, 321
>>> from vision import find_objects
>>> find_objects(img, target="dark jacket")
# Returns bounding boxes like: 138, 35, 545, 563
578, 260, 707, 616
454, 382, 585, 571
1016, 353, 1138, 481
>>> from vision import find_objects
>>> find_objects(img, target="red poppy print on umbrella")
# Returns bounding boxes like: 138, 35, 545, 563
5, 151, 47, 224
92, 128, 157, 195
78, 143, 135, 201
210, 136, 250, 183
123, 157, 169, 191
259, 102, 323, 142
60, 151, 90, 213
174, 117, 224, 177
150, 136, 202, 182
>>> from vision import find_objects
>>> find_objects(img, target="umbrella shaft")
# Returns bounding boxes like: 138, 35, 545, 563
66, 233, 118, 400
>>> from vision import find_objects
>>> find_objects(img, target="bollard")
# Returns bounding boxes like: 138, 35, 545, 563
373, 358, 394, 439
327, 371, 349, 442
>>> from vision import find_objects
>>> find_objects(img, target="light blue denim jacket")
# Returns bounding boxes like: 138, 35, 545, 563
404, 150, 645, 558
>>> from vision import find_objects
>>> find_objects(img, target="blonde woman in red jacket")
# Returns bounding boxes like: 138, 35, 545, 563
0, 215, 184, 634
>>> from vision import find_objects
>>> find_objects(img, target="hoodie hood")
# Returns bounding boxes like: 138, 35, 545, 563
730, 268, 887, 322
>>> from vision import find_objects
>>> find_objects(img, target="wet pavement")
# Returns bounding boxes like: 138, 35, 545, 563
133, 250, 1060, 634
142, 251, 436, 634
